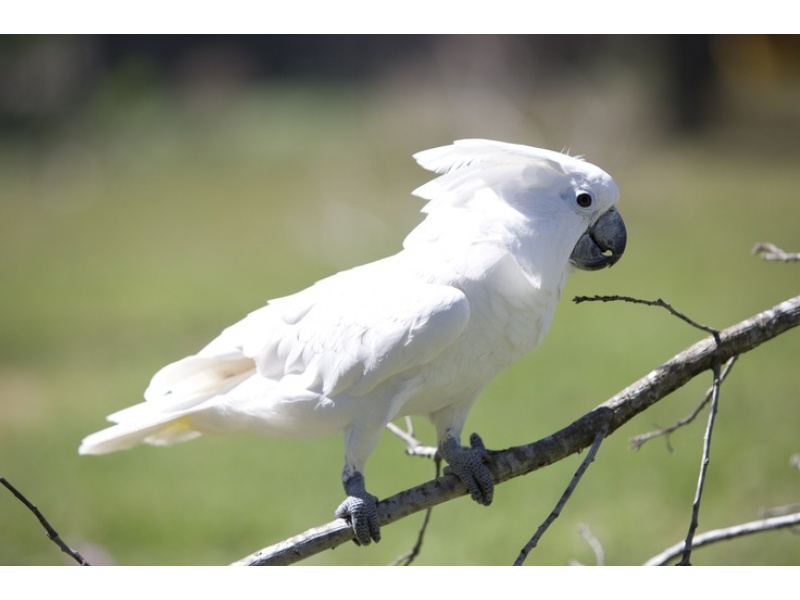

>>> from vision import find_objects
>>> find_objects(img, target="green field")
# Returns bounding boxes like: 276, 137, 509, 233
1, 83, 798, 566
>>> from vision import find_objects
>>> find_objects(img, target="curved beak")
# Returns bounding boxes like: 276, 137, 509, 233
570, 208, 627, 271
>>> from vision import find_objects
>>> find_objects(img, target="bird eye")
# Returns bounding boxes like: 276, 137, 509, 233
576, 192, 593, 208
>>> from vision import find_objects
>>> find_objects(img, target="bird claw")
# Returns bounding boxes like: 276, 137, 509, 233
335, 473, 381, 545
442, 432, 494, 506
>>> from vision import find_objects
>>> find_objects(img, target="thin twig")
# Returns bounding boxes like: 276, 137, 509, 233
752, 243, 800, 262
630, 356, 738, 451
759, 503, 800, 519
573, 295, 719, 336
514, 420, 610, 566
386, 418, 438, 460
386, 417, 417, 447
1, 476, 91, 566
390, 456, 441, 566
677, 361, 722, 566
569, 524, 606, 566
579, 524, 606, 566
385, 416, 439, 564
645, 512, 800, 566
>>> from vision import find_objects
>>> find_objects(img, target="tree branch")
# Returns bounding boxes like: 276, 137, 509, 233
570, 524, 606, 566
389, 456, 441, 566
677, 361, 722, 566
630, 356, 738, 452
233, 294, 800, 566
1, 476, 90, 566
514, 421, 609, 566
752, 243, 800, 262
573, 295, 719, 336
644, 512, 800, 566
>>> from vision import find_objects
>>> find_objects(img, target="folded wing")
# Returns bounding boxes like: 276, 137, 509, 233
80, 261, 470, 454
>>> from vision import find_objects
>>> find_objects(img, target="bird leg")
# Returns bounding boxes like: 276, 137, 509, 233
335, 471, 381, 545
439, 432, 494, 506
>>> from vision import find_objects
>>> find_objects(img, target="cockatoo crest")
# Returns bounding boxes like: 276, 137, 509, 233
412, 138, 582, 208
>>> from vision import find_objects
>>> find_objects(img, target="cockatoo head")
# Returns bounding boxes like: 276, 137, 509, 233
409, 139, 626, 280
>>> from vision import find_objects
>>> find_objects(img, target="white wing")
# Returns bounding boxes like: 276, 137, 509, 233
79, 257, 471, 453
240, 278, 470, 400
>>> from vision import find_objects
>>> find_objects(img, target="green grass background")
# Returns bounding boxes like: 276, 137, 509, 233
1, 79, 798, 566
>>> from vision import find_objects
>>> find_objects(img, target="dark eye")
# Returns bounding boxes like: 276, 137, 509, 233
576, 192, 593, 208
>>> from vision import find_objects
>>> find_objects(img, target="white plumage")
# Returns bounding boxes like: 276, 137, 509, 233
80, 139, 626, 545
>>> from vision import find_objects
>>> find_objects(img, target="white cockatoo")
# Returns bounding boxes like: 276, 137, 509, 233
80, 139, 626, 546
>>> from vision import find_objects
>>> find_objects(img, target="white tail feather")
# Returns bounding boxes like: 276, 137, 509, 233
80, 355, 257, 455
78, 412, 201, 455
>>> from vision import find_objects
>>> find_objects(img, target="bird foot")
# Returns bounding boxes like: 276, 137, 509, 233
335, 472, 381, 545
441, 432, 494, 506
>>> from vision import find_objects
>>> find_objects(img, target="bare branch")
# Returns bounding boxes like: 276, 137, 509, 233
233, 295, 800, 566
514, 421, 609, 566
630, 356, 738, 451
677, 361, 722, 566
386, 418, 437, 460
1, 476, 91, 566
753, 243, 800, 262
759, 504, 800, 519
573, 295, 719, 336
645, 512, 800, 566
569, 524, 606, 566
390, 456, 441, 566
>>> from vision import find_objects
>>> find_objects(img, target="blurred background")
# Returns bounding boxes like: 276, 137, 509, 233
1, 35, 798, 566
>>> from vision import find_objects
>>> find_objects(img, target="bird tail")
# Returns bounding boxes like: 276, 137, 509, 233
79, 354, 257, 455
78, 412, 201, 455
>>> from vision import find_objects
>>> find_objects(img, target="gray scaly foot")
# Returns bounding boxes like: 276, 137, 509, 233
441, 432, 494, 506
335, 472, 381, 545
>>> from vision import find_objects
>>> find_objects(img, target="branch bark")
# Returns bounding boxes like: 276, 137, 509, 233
233, 295, 800, 566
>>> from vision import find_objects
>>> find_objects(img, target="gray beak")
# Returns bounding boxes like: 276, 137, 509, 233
570, 208, 627, 271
